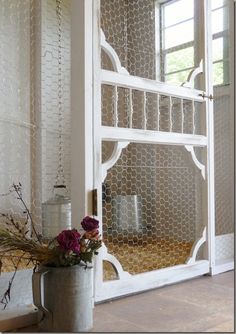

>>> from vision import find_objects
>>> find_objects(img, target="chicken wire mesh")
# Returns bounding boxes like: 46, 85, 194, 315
213, 0, 234, 239
0, 0, 71, 273
102, 142, 203, 280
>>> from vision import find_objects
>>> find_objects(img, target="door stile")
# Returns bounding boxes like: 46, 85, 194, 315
203, 0, 215, 272
92, 0, 104, 301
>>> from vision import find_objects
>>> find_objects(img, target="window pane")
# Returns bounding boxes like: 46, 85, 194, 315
212, 38, 223, 62
212, 0, 224, 10
213, 62, 224, 85
166, 69, 190, 85
163, 20, 193, 49
164, 0, 194, 27
166, 47, 194, 74
212, 8, 225, 34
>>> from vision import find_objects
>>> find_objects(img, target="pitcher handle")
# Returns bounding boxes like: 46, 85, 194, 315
32, 268, 51, 319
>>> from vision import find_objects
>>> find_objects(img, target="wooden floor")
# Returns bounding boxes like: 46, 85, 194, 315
8, 270, 235, 333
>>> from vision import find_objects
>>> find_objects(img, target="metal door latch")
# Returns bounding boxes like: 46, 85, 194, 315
199, 92, 214, 101
92, 189, 98, 216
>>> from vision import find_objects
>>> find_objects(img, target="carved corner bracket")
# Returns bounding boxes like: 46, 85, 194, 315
182, 60, 203, 88
102, 141, 130, 182
185, 145, 206, 180
101, 243, 131, 280
101, 29, 129, 75
186, 227, 206, 265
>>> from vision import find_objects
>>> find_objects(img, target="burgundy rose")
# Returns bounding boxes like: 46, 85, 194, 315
81, 216, 99, 232
57, 229, 81, 254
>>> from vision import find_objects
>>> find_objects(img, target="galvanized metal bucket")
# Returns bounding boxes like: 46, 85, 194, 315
112, 194, 142, 232
32, 264, 93, 332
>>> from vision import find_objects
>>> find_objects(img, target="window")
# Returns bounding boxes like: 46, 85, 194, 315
211, 0, 229, 85
160, 0, 230, 86
160, 0, 194, 85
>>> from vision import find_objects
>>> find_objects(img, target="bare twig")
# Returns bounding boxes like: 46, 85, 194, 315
12, 183, 41, 244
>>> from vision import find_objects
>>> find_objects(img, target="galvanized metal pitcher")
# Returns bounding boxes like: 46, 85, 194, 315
32, 264, 93, 332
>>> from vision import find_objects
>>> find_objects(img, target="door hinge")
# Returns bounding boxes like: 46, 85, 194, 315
199, 92, 214, 101
92, 189, 98, 216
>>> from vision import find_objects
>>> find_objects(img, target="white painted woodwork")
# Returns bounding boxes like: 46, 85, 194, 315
142, 91, 147, 130
101, 126, 207, 147
157, 94, 160, 131
183, 60, 203, 89
192, 100, 196, 134
100, 29, 129, 75
102, 141, 130, 182
71, 0, 94, 224
95, 260, 209, 302
128, 88, 133, 128
102, 244, 131, 280
92, 0, 104, 304
181, 98, 184, 133
211, 259, 234, 275
186, 228, 207, 264
203, 0, 216, 272
169, 96, 173, 132
113, 86, 118, 127
101, 70, 204, 102
185, 145, 206, 179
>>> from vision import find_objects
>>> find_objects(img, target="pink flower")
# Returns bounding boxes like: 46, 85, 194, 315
84, 229, 99, 240
81, 216, 99, 232
57, 229, 81, 254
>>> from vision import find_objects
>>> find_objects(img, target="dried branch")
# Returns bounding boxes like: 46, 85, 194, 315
0, 255, 23, 309
12, 183, 42, 244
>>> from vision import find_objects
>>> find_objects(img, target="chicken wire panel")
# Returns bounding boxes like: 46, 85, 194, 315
102, 142, 203, 279
214, 92, 234, 237
0, 0, 71, 275
101, 0, 156, 80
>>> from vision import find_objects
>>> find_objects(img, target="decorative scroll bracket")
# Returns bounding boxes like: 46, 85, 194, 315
102, 243, 131, 280
185, 145, 206, 179
102, 141, 130, 182
186, 227, 206, 265
101, 29, 129, 75
182, 60, 203, 89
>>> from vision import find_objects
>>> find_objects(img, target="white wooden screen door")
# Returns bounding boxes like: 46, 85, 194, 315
71, 0, 215, 303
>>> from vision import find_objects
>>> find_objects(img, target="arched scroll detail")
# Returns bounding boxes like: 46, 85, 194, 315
182, 60, 203, 89
186, 227, 206, 265
102, 141, 130, 182
102, 243, 131, 280
185, 145, 206, 180
101, 29, 129, 75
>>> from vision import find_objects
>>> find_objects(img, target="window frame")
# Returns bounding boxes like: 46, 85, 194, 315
159, 0, 230, 87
